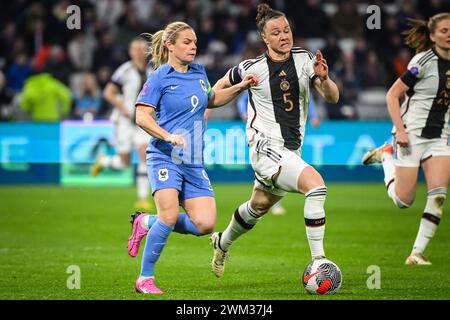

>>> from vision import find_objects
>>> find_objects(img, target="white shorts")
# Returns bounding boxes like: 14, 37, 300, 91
114, 117, 149, 154
249, 134, 309, 196
393, 133, 450, 167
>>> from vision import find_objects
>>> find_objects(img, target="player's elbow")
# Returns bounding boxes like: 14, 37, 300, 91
326, 93, 339, 104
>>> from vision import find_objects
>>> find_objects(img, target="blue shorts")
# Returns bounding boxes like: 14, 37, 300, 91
148, 160, 214, 201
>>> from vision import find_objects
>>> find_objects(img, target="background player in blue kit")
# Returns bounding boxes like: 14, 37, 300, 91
128, 21, 257, 294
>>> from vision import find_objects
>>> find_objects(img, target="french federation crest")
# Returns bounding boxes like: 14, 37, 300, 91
158, 169, 169, 182
200, 79, 207, 92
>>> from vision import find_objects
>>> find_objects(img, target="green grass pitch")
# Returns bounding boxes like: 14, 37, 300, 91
0, 183, 449, 300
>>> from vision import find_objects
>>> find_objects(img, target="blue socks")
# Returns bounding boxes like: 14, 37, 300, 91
147, 213, 200, 236
174, 213, 201, 236
140, 219, 173, 277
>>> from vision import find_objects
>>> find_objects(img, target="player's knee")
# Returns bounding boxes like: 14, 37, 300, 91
195, 221, 215, 235
426, 187, 447, 218
249, 198, 271, 215
158, 211, 179, 226
393, 193, 413, 209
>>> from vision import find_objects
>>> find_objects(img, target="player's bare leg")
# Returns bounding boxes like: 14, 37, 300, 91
407, 156, 449, 265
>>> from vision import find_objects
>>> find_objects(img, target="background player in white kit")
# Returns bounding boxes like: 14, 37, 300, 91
91, 37, 153, 211
363, 13, 450, 265
209, 4, 339, 278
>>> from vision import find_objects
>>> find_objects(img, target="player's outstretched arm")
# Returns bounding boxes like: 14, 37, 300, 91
213, 69, 233, 90
312, 50, 339, 104
135, 106, 186, 148
208, 75, 258, 108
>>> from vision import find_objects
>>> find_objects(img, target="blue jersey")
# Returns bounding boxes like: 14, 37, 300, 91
135, 63, 213, 167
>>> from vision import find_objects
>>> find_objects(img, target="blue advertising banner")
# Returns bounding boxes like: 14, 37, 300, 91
0, 123, 60, 184
0, 120, 397, 184
60, 120, 134, 186
204, 121, 393, 166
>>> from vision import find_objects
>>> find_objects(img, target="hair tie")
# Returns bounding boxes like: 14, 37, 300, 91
165, 25, 188, 45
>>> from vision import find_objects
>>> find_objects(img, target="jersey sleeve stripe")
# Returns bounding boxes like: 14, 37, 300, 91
135, 102, 156, 109
229, 66, 242, 85
417, 50, 434, 65
418, 54, 436, 67
292, 49, 314, 60
242, 56, 265, 70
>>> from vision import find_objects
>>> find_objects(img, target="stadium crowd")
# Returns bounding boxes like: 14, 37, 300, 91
0, 0, 448, 122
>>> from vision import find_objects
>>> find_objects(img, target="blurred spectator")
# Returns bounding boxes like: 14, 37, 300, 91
132, 0, 156, 25
334, 51, 361, 93
352, 37, 367, 68
392, 47, 413, 78
0, 71, 15, 121
324, 80, 358, 120
93, 31, 118, 71
397, 0, 421, 31
67, 32, 96, 71
95, 0, 125, 28
197, 17, 215, 53
43, 45, 72, 86
73, 73, 102, 121
6, 53, 32, 92
0, 22, 18, 66
418, 0, 450, 18
205, 41, 229, 84
0, 0, 437, 122
20, 71, 71, 121
116, 3, 147, 48
330, 0, 364, 38
23, 3, 47, 56
183, 0, 202, 31
361, 50, 388, 88
146, 0, 170, 31
94, 66, 114, 119
290, 0, 330, 38
321, 35, 342, 71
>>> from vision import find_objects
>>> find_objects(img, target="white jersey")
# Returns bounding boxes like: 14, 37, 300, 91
229, 47, 318, 150
399, 48, 450, 139
110, 60, 153, 122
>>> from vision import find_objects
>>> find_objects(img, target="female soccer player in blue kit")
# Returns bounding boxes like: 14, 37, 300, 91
130, 21, 257, 294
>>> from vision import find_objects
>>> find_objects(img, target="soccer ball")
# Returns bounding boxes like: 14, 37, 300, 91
302, 258, 342, 295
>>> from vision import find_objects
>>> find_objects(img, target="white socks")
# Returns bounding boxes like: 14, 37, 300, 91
220, 201, 263, 251
412, 187, 446, 254
304, 186, 327, 258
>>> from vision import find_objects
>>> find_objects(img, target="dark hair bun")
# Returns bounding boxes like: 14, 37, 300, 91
256, 3, 272, 24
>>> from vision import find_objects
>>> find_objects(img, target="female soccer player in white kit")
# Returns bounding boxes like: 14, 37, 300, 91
363, 13, 450, 265
209, 4, 339, 278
